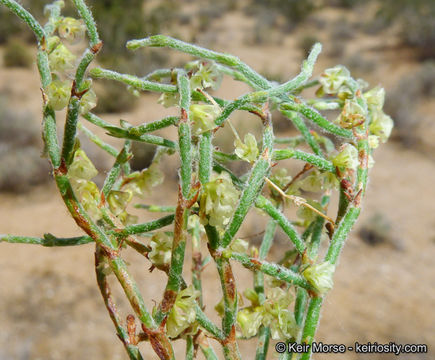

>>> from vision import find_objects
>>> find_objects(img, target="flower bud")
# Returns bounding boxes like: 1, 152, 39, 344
167, 285, 200, 338
331, 144, 359, 170
68, 149, 98, 180
48, 43, 76, 73
234, 133, 259, 163
58, 17, 86, 44
189, 104, 221, 135
199, 172, 240, 229
149, 232, 172, 268
46, 79, 71, 111
302, 261, 335, 295
369, 110, 394, 143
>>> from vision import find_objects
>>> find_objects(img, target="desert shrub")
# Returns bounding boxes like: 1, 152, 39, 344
324, 0, 363, 8
3, 38, 33, 67
343, 54, 375, 77
375, 0, 435, 60
0, 99, 49, 191
331, 18, 355, 40
385, 61, 435, 144
0, 1, 394, 359
248, 0, 317, 30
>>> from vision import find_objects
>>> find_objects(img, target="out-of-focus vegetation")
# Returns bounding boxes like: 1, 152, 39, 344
0, 97, 50, 192
376, 0, 435, 60
385, 62, 435, 146
3, 38, 33, 68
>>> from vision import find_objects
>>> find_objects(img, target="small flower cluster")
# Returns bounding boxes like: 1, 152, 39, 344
236, 287, 298, 339
158, 60, 223, 134
44, 2, 96, 113
199, 172, 240, 229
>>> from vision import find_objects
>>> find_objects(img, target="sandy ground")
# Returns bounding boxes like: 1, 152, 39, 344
1, 3, 434, 360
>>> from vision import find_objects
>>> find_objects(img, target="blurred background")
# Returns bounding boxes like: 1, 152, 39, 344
0, 0, 434, 359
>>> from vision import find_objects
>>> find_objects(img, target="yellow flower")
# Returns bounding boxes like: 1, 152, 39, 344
199, 172, 240, 229
58, 17, 86, 44
234, 133, 259, 163
331, 144, 359, 170
107, 190, 132, 216
236, 307, 263, 338
189, 104, 221, 135
188, 61, 222, 90
167, 286, 200, 338
79, 88, 97, 114
148, 232, 172, 268
68, 149, 98, 180
124, 163, 164, 198
48, 43, 76, 73
46, 80, 71, 111
302, 261, 335, 295
369, 110, 394, 143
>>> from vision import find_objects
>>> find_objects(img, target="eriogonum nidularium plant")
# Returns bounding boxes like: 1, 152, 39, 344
0, 1, 394, 359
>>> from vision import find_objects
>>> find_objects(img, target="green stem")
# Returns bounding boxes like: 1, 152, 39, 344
255, 196, 305, 253
199, 132, 213, 184
78, 123, 118, 157
228, 252, 313, 290
0, 0, 45, 42
195, 304, 223, 340
113, 214, 175, 238
90, 68, 177, 93
177, 72, 192, 198
127, 35, 270, 90
72, 0, 100, 46
95, 247, 144, 360
273, 149, 334, 173
0, 234, 92, 246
